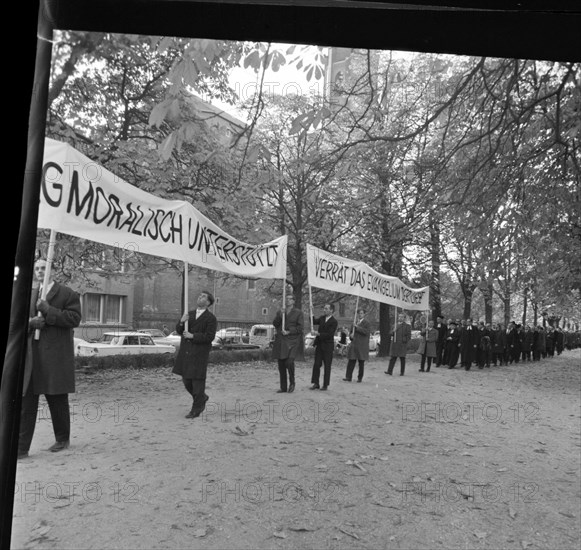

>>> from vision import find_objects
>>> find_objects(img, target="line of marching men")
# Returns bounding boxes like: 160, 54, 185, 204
428, 317, 578, 371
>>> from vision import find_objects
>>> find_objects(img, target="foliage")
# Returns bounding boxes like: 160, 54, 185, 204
45, 31, 580, 328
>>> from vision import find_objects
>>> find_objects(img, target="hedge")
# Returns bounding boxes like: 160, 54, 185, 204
74, 338, 423, 371
75, 347, 272, 371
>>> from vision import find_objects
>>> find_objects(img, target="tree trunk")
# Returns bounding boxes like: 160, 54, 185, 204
481, 281, 494, 324
503, 297, 511, 327
462, 286, 474, 319
377, 254, 402, 357
429, 216, 442, 320
522, 287, 528, 326
377, 302, 391, 357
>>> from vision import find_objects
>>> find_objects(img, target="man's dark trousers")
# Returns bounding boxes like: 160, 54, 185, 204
182, 377, 208, 415
19, 391, 70, 452
311, 342, 334, 387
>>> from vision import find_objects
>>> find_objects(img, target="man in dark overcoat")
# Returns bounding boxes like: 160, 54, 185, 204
506, 322, 522, 364
272, 295, 304, 393
385, 312, 412, 376
172, 290, 217, 418
344, 308, 371, 382
445, 321, 461, 368
18, 259, 82, 459
491, 323, 506, 365
460, 318, 477, 370
434, 316, 447, 367
310, 303, 338, 390
533, 326, 546, 360
521, 325, 533, 361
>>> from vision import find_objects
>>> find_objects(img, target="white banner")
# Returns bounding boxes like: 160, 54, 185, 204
306, 244, 429, 310
38, 138, 287, 279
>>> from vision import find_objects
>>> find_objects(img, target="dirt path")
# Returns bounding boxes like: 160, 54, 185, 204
11, 350, 581, 549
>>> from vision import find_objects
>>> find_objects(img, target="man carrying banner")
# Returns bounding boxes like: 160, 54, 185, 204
272, 295, 304, 393
343, 308, 371, 383
18, 259, 82, 459
172, 290, 217, 419
310, 304, 338, 390
385, 312, 412, 376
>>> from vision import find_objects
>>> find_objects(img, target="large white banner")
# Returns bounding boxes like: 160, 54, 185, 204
38, 138, 287, 279
307, 244, 429, 310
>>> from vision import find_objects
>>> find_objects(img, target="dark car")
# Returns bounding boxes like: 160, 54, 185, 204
211, 336, 260, 351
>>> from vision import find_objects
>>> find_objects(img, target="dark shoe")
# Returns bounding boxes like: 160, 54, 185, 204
448, 366, 454, 369
309, 384, 320, 390
400, 373, 404, 376
357, 379, 362, 383
276, 389, 287, 393
384, 371, 392, 375
17, 450, 29, 459
342, 378, 352, 382
288, 384, 295, 393
419, 369, 424, 372
48, 441, 69, 452
320, 386, 328, 391
185, 410, 200, 419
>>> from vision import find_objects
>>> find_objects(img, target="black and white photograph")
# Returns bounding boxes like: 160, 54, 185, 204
2, 1, 580, 549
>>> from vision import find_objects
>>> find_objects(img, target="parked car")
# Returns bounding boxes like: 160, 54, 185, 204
249, 324, 276, 349
215, 327, 249, 343
74, 337, 89, 357
211, 336, 260, 351
137, 328, 182, 348
76, 331, 177, 357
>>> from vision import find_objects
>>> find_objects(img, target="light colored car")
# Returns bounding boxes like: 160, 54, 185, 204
76, 331, 176, 357
249, 324, 276, 348
74, 337, 89, 356
137, 328, 181, 347
215, 327, 249, 343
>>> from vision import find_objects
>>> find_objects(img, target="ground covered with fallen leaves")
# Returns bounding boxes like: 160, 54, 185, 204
11, 349, 581, 549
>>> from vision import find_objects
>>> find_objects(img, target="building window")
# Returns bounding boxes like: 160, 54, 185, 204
262, 308, 269, 316
83, 293, 125, 324
339, 302, 346, 316
84, 294, 101, 322
247, 279, 256, 291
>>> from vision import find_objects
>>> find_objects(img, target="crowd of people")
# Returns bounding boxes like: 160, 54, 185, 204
19, 266, 580, 459
417, 316, 580, 372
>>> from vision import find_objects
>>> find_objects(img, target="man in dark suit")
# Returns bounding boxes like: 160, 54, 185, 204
506, 321, 521, 364
18, 259, 82, 459
460, 318, 477, 370
172, 290, 217, 419
310, 304, 338, 390
434, 315, 447, 367
445, 321, 461, 368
